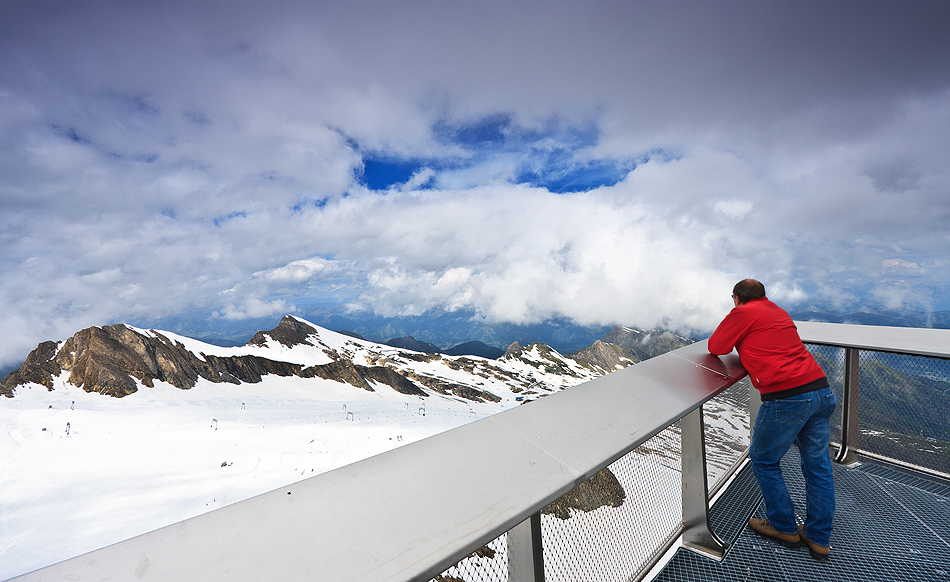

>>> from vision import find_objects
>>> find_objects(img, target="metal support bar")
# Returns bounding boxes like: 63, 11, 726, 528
508, 513, 544, 582
836, 347, 861, 465
681, 407, 727, 560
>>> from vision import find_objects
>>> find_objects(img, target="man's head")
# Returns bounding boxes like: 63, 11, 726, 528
732, 278, 766, 305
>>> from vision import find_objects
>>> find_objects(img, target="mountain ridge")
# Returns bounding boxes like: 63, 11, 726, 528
1, 316, 691, 401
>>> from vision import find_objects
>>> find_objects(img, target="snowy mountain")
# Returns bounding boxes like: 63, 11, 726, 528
1, 315, 599, 401
0, 316, 702, 580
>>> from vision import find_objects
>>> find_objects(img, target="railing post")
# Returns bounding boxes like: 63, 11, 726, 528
835, 347, 861, 465
508, 512, 544, 582
681, 406, 727, 559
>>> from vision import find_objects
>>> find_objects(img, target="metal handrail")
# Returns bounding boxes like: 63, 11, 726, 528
8, 341, 747, 582
797, 320, 950, 478
795, 320, 950, 359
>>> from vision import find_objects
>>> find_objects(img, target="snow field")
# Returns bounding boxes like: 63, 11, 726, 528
0, 372, 515, 580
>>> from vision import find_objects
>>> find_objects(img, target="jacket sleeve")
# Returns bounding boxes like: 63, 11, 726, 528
707, 309, 745, 355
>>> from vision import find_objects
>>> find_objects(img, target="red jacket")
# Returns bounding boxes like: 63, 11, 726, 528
708, 297, 826, 397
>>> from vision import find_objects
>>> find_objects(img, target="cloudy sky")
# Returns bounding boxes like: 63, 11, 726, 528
1, 0, 949, 366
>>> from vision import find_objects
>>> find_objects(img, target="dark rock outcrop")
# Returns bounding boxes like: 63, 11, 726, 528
567, 340, 636, 373
1, 341, 61, 394
599, 326, 693, 362
504, 341, 522, 357
247, 315, 317, 348
402, 371, 502, 403
542, 467, 626, 519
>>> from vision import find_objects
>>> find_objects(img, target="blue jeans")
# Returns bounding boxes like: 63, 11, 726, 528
750, 388, 837, 546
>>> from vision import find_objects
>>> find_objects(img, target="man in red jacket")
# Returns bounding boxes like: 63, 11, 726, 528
709, 279, 836, 561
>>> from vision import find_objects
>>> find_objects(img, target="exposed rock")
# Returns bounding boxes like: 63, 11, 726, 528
505, 343, 582, 378
599, 326, 693, 362
504, 341, 522, 357
403, 371, 502, 403
1, 341, 62, 395
397, 351, 443, 363
299, 360, 373, 391
567, 340, 637, 373
542, 467, 626, 520
246, 315, 317, 348
362, 366, 428, 396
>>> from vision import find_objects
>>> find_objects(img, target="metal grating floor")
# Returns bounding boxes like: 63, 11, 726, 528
653, 450, 950, 582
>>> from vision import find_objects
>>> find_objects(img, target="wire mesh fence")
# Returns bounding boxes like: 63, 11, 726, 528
806, 343, 950, 475
854, 351, 950, 474
431, 379, 758, 582
433, 535, 510, 582
539, 427, 683, 582
430, 339, 950, 582
701, 378, 752, 492
429, 427, 687, 582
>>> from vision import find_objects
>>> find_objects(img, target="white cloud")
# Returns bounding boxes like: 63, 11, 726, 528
883, 259, 920, 271
402, 167, 436, 191
869, 284, 933, 312
713, 199, 753, 220
215, 298, 293, 321
255, 258, 342, 283
0, 0, 949, 366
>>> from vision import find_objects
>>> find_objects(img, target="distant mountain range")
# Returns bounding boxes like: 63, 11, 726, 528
130, 305, 950, 354
6, 304, 945, 394
129, 308, 621, 354
378, 335, 505, 359
1, 316, 692, 400
788, 307, 950, 329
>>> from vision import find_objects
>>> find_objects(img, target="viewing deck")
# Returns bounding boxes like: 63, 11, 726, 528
654, 449, 950, 582
8, 321, 950, 582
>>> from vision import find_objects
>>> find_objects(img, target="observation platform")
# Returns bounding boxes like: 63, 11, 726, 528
8, 321, 949, 582
654, 449, 950, 582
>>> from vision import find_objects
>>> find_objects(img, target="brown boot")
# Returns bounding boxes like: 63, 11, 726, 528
748, 518, 802, 548
798, 524, 830, 561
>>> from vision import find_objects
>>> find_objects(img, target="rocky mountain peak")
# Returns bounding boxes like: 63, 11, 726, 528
567, 340, 635, 374
599, 325, 693, 362
246, 315, 317, 348
1, 324, 312, 398
504, 341, 523, 357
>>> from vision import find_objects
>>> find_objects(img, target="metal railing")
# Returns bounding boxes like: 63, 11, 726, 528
797, 321, 950, 479
9, 322, 950, 582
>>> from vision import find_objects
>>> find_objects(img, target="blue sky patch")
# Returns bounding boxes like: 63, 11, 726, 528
359, 158, 430, 190
516, 158, 636, 193
213, 211, 248, 227
357, 114, 638, 192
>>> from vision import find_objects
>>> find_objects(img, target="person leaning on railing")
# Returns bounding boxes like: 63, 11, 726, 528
708, 278, 835, 561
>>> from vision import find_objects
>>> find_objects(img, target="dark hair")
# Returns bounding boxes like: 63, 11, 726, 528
733, 279, 766, 304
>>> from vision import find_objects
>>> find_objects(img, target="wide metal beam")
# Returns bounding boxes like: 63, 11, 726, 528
9, 342, 746, 582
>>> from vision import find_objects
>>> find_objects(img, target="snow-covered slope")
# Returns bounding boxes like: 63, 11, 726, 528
0, 316, 603, 580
